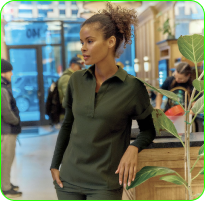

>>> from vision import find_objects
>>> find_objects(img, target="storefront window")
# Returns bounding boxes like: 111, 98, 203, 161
5, 21, 61, 45
64, 23, 82, 68
10, 49, 40, 121
175, 1, 204, 39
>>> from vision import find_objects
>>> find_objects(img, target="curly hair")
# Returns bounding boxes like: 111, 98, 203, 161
81, 2, 138, 58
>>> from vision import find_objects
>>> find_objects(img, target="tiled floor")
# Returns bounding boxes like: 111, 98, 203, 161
6, 129, 59, 200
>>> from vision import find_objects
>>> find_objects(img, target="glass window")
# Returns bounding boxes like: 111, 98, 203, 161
10, 49, 40, 122
5, 21, 61, 45
42, 46, 61, 119
64, 23, 82, 68
175, 1, 204, 38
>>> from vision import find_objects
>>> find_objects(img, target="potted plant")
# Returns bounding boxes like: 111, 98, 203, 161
156, 12, 178, 40
127, 34, 204, 200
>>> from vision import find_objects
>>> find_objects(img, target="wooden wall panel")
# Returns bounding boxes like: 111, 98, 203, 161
135, 2, 176, 87
122, 147, 204, 200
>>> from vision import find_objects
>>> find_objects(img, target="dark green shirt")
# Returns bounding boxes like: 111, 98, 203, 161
51, 65, 155, 190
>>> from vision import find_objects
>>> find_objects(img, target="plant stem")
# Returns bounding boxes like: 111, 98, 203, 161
187, 71, 204, 111
190, 156, 200, 173
191, 90, 204, 103
190, 114, 197, 125
191, 171, 201, 181
185, 71, 204, 200
195, 62, 198, 79
187, 123, 192, 200
184, 92, 188, 200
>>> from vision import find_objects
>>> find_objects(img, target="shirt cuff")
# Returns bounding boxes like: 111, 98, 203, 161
133, 104, 153, 120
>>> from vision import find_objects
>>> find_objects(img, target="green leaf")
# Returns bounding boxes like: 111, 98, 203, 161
137, 78, 180, 103
160, 175, 188, 186
192, 95, 204, 114
127, 166, 176, 190
152, 110, 165, 134
152, 109, 182, 142
177, 34, 204, 63
193, 80, 204, 92
198, 144, 204, 156
199, 167, 204, 175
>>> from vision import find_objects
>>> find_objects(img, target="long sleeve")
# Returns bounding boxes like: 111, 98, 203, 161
131, 113, 156, 152
50, 107, 74, 169
1, 88, 19, 125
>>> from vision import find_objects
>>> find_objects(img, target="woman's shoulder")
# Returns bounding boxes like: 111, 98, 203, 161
126, 74, 146, 90
69, 69, 87, 82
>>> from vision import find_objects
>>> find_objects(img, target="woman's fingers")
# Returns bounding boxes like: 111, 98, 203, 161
51, 168, 63, 188
56, 178, 63, 188
117, 164, 137, 187
128, 166, 134, 186
133, 166, 137, 181
116, 146, 138, 187
118, 164, 125, 186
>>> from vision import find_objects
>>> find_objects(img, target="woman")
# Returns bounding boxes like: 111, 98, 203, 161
155, 62, 197, 112
50, 3, 156, 200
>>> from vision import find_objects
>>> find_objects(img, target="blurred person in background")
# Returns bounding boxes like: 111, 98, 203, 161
58, 56, 85, 109
155, 62, 201, 113
50, 3, 155, 200
1, 59, 22, 198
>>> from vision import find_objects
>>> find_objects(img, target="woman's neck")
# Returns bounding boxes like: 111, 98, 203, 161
94, 58, 118, 83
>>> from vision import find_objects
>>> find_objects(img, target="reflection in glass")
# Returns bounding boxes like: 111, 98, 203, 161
10, 49, 40, 121
64, 23, 82, 68
42, 46, 61, 120
5, 22, 61, 45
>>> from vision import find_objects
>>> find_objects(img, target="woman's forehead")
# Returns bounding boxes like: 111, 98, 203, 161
175, 71, 187, 78
80, 24, 102, 38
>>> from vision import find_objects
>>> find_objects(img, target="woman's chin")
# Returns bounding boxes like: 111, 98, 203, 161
85, 61, 93, 65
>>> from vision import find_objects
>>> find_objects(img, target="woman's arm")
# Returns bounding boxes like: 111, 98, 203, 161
155, 93, 163, 109
50, 107, 74, 170
116, 114, 156, 188
131, 113, 156, 152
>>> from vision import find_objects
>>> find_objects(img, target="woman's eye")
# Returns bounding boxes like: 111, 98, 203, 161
88, 40, 93, 44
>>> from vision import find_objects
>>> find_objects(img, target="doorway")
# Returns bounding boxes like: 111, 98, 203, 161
8, 45, 62, 126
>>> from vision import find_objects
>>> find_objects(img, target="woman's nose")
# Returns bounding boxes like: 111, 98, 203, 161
81, 44, 87, 52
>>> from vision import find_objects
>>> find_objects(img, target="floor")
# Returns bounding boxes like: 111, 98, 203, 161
2, 122, 134, 201
9, 128, 59, 200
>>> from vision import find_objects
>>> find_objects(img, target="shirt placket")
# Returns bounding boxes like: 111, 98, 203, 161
87, 77, 110, 118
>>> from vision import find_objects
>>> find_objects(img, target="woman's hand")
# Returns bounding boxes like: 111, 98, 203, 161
51, 168, 63, 188
115, 145, 138, 188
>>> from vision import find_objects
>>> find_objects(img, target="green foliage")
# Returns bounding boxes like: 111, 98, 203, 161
191, 95, 204, 114
162, 19, 171, 35
130, 34, 204, 199
192, 80, 204, 92
127, 166, 176, 190
198, 144, 204, 156
177, 34, 204, 64
160, 175, 188, 186
137, 78, 183, 109
199, 167, 204, 175
152, 109, 184, 147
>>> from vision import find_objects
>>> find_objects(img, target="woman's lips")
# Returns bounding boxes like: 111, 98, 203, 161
83, 56, 90, 60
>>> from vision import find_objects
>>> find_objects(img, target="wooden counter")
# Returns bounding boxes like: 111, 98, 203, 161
122, 132, 204, 200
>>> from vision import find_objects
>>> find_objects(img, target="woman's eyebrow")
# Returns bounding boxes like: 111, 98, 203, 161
80, 36, 95, 41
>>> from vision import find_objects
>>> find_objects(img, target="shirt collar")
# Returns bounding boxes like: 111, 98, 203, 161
1, 76, 10, 85
83, 65, 127, 82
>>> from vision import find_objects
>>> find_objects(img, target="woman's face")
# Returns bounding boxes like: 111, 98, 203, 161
174, 71, 190, 83
80, 24, 111, 65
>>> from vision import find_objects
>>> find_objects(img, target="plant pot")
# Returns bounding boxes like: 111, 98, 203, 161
167, 35, 175, 40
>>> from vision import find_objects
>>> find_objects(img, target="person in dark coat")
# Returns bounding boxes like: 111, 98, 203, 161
1, 59, 22, 198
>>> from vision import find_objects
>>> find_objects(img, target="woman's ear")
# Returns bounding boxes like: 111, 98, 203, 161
108, 36, 116, 49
